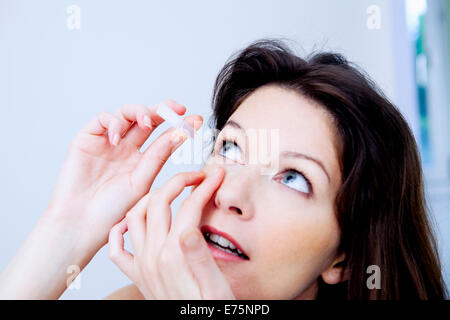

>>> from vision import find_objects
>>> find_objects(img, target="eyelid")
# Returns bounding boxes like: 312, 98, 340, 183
215, 131, 243, 155
216, 136, 315, 197
218, 138, 245, 163
274, 169, 314, 196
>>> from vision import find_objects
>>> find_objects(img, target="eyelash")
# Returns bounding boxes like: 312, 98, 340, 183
222, 138, 238, 152
215, 138, 314, 196
213, 137, 239, 159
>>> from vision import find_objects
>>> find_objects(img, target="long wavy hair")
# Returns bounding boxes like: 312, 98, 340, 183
209, 39, 447, 299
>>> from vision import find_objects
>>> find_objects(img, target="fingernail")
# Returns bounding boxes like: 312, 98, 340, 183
112, 133, 119, 146
143, 115, 152, 128
181, 229, 201, 250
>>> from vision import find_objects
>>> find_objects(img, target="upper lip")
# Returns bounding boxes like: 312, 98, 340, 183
200, 225, 249, 259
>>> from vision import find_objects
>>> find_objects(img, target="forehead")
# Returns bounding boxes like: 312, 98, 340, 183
227, 85, 341, 183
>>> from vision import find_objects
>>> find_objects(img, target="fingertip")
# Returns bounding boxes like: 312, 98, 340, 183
179, 104, 187, 115
164, 99, 186, 115
184, 171, 206, 187
180, 227, 203, 251
191, 115, 204, 131
202, 167, 225, 188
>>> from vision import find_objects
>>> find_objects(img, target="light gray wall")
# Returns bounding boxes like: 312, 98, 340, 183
0, 0, 446, 299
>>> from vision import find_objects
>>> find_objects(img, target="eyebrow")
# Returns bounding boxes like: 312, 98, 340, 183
223, 120, 244, 131
281, 151, 331, 183
223, 120, 331, 183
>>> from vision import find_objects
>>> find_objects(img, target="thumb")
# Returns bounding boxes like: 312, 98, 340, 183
179, 228, 235, 300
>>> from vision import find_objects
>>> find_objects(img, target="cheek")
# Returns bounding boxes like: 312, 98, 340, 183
247, 206, 340, 299
265, 215, 340, 266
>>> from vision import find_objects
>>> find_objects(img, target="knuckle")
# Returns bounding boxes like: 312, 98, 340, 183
118, 104, 129, 113
99, 111, 114, 124
153, 153, 169, 166
118, 104, 136, 116
175, 172, 191, 183
147, 193, 160, 208
179, 198, 191, 211
111, 116, 121, 126
126, 211, 137, 224
157, 249, 172, 270
173, 172, 186, 181
169, 173, 186, 189
109, 223, 120, 234
190, 252, 210, 265
108, 248, 119, 262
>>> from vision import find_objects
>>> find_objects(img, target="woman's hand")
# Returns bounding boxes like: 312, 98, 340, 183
108, 168, 235, 299
0, 100, 202, 299
45, 100, 202, 252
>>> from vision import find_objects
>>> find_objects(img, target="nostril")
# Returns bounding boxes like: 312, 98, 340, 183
230, 206, 242, 215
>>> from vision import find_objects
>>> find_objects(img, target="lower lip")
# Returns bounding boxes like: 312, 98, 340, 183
206, 242, 248, 262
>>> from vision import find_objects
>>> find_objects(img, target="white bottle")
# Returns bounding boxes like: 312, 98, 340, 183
156, 103, 195, 139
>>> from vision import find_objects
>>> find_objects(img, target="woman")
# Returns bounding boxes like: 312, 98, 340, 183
0, 39, 447, 299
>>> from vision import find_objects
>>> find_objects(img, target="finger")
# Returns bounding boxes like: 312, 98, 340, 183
80, 111, 129, 146
142, 172, 206, 300
180, 228, 235, 299
130, 115, 203, 193
171, 167, 224, 234
108, 218, 134, 280
158, 171, 207, 205
125, 193, 151, 255
145, 171, 206, 251
116, 100, 187, 148
157, 243, 203, 299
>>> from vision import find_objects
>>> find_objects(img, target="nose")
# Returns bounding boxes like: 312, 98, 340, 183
212, 166, 254, 220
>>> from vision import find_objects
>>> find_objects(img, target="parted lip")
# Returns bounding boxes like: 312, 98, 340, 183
200, 225, 249, 259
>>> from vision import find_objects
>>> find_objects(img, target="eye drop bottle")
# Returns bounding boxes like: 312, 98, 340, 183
156, 103, 195, 139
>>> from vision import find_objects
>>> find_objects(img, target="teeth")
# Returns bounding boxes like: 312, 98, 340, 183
207, 233, 238, 252
210, 243, 239, 256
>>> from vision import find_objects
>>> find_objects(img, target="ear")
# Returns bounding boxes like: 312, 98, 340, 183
321, 252, 348, 285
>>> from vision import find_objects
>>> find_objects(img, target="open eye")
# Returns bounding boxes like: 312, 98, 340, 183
277, 169, 312, 194
219, 139, 242, 162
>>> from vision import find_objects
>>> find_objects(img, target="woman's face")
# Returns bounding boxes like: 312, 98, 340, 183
199, 85, 343, 299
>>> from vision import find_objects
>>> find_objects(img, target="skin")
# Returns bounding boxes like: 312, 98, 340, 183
108, 84, 347, 300
0, 85, 346, 299
199, 85, 345, 299
108, 168, 235, 299
0, 100, 203, 299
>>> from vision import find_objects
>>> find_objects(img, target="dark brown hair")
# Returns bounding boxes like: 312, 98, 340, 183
209, 39, 447, 299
